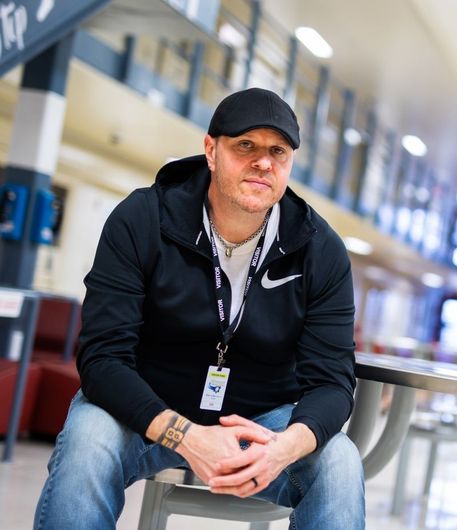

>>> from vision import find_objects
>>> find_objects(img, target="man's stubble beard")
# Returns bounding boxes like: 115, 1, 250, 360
212, 167, 278, 215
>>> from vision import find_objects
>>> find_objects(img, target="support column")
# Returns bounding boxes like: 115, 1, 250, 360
390, 148, 412, 237
330, 88, 356, 200
185, 40, 205, 120
373, 130, 397, 231
306, 65, 330, 185
352, 109, 377, 214
121, 34, 137, 84
0, 33, 74, 288
283, 35, 298, 106
243, 0, 261, 89
437, 182, 456, 264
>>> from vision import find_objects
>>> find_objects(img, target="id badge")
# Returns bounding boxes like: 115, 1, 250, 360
199, 365, 230, 411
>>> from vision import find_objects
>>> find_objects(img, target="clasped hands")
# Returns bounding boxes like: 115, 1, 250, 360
176, 414, 315, 498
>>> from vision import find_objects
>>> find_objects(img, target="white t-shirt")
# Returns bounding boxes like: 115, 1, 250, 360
203, 203, 280, 323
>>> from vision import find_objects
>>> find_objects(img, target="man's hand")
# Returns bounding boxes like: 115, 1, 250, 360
145, 409, 272, 485
146, 410, 317, 497
175, 420, 272, 484
207, 414, 317, 497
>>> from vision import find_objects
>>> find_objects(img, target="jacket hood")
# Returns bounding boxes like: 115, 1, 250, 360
155, 155, 211, 247
154, 154, 317, 253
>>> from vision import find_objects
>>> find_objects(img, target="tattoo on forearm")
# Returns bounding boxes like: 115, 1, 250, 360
158, 413, 192, 450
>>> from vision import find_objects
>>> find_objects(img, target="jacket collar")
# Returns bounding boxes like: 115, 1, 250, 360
155, 154, 316, 253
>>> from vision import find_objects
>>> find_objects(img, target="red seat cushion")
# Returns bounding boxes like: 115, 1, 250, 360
0, 359, 42, 435
30, 360, 80, 437
32, 298, 81, 361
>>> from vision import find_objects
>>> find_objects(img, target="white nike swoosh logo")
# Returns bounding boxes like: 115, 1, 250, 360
261, 270, 302, 289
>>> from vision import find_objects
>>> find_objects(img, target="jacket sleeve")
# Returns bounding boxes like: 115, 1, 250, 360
288, 224, 356, 448
77, 188, 169, 436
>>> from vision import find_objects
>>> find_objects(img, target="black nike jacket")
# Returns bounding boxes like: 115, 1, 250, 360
77, 155, 356, 448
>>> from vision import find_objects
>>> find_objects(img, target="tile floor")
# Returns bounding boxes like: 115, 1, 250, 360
1, 424, 456, 530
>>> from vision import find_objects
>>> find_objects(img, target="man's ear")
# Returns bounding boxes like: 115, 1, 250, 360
204, 134, 216, 172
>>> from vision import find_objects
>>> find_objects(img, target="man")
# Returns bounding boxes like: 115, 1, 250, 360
34, 88, 365, 529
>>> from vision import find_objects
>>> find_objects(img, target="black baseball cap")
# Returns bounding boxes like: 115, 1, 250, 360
208, 88, 300, 149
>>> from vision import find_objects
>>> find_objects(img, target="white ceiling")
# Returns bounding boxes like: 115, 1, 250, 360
262, 0, 457, 184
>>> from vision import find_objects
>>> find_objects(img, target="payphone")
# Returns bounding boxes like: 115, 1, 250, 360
0, 184, 28, 240
30, 189, 59, 245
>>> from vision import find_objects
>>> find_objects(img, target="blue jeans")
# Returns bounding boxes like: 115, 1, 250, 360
34, 390, 365, 529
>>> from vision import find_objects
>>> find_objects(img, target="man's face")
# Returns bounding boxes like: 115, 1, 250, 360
205, 128, 294, 215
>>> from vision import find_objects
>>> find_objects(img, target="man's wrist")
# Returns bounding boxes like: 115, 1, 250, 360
157, 413, 192, 450
284, 423, 317, 460
145, 410, 193, 451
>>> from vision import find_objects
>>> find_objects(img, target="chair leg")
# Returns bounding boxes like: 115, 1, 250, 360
423, 440, 439, 496
138, 481, 174, 530
390, 435, 412, 516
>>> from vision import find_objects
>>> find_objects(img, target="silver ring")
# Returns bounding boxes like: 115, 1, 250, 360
252, 477, 258, 487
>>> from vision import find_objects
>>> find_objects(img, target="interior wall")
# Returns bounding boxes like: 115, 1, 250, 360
34, 178, 125, 300
32, 147, 154, 299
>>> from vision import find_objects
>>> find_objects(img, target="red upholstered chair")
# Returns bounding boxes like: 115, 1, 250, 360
0, 359, 42, 436
29, 359, 80, 437
32, 296, 81, 362
1, 296, 82, 442
26, 296, 82, 438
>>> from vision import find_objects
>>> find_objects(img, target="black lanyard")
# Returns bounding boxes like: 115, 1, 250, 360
205, 202, 270, 369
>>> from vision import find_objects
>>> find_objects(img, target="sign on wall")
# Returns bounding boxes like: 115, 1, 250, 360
0, 0, 110, 76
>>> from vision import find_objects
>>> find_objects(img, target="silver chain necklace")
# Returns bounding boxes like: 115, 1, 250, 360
209, 211, 270, 258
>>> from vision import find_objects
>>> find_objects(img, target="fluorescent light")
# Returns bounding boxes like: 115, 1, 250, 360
343, 128, 362, 146
401, 135, 427, 157
415, 187, 430, 203
421, 272, 444, 288
295, 27, 333, 58
218, 23, 246, 48
343, 237, 373, 255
